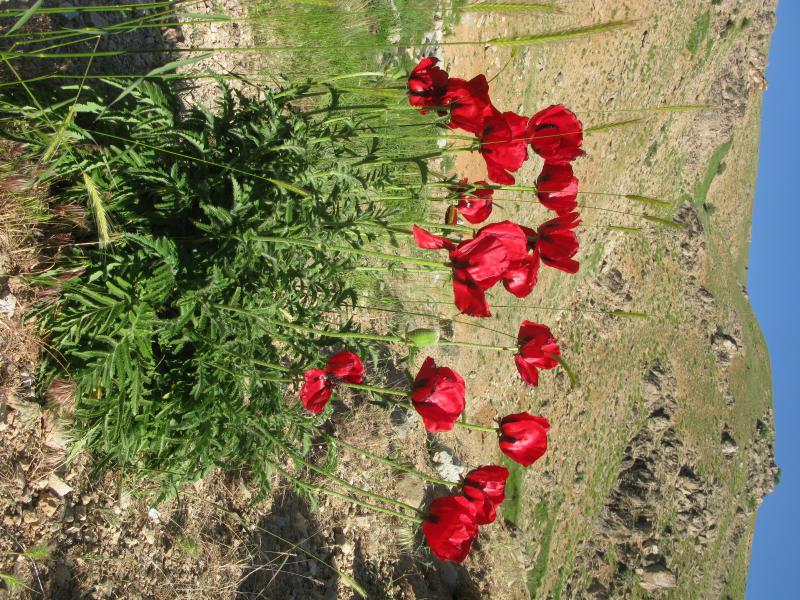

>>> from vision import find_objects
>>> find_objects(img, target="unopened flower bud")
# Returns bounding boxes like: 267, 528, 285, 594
406, 328, 440, 348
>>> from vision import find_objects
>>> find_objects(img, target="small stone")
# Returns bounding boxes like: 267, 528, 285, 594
48, 474, 72, 498
639, 566, 677, 591
147, 507, 161, 523
118, 486, 132, 510
431, 448, 464, 482
353, 516, 372, 528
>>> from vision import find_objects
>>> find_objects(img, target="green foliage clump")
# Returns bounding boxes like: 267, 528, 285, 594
686, 10, 711, 55
2, 79, 415, 493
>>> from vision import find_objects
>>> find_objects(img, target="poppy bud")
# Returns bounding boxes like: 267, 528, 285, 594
406, 328, 440, 348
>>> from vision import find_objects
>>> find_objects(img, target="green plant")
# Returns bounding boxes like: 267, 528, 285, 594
2, 77, 421, 494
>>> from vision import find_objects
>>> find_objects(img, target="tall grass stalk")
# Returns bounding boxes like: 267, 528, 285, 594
488, 20, 630, 46
463, 2, 562, 13
5, 20, 632, 61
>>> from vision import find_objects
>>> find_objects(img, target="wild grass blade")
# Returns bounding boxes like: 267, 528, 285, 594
487, 20, 630, 46
6, 0, 43, 34
624, 194, 673, 207
0, 1, 183, 17
0, 572, 24, 592
107, 53, 213, 107
82, 172, 112, 247
464, 2, 562, 13
642, 214, 683, 229
654, 104, 714, 112
608, 224, 642, 232
585, 118, 642, 133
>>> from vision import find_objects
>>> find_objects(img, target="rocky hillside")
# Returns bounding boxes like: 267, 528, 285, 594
439, 0, 778, 597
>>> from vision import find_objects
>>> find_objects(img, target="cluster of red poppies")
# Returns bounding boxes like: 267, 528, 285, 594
299, 327, 556, 561
292, 59, 587, 566
408, 57, 584, 318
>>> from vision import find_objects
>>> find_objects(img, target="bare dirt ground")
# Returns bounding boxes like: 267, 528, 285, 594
0, 1, 778, 599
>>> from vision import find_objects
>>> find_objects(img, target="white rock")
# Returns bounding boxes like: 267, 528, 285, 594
0, 294, 16, 316
48, 474, 73, 497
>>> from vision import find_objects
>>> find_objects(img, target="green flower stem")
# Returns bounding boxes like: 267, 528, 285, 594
271, 463, 423, 524
326, 435, 455, 487
392, 221, 475, 234
438, 340, 517, 352
455, 421, 498, 433
271, 319, 406, 344
352, 304, 517, 341
251, 235, 450, 270
551, 353, 578, 389
265, 433, 422, 515
340, 382, 410, 397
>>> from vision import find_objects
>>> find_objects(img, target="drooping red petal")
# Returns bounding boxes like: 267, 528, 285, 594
503, 253, 540, 298
476, 221, 538, 297
536, 211, 581, 274
463, 466, 509, 506
477, 221, 530, 262
408, 57, 450, 113
451, 234, 509, 289
527, 104, 585, 164
443, 74, 495, 136
462, 485, 496, 525
536, 162, 579, 215
299, 368, 332, 414
422, 495, 479, 563
326, 350, 365, 384
514, 354, 541, 387
452, 272, 491, 317
413, 225, 455, 250
456, 196, 493, 224
498, 413, 550, 467
412, 357, 466, 432
479, 111, 530, 185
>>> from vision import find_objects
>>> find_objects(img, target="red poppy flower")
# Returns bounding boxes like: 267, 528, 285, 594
498, 413, 550, 467
479, 110, 530, 185
422, 495, 479, 563
462, 466, 510, 525
527, 104, 585, 164
514, 321, 560, 387
477, 221, 540, 297
442, 75, 495, 136
454, 178, 493, 224
299, 351, 364, 414
299, 368, 331, 414
413, 226, 510, 317
521, 211, 581, 274
411, 357, 466, 432
535, 211, 581, 273
536, 162, 578, 215
326, 351, 365, 382
408, 57, 449, 114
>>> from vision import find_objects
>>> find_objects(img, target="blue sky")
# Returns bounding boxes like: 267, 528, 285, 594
746, 1, 800, 597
